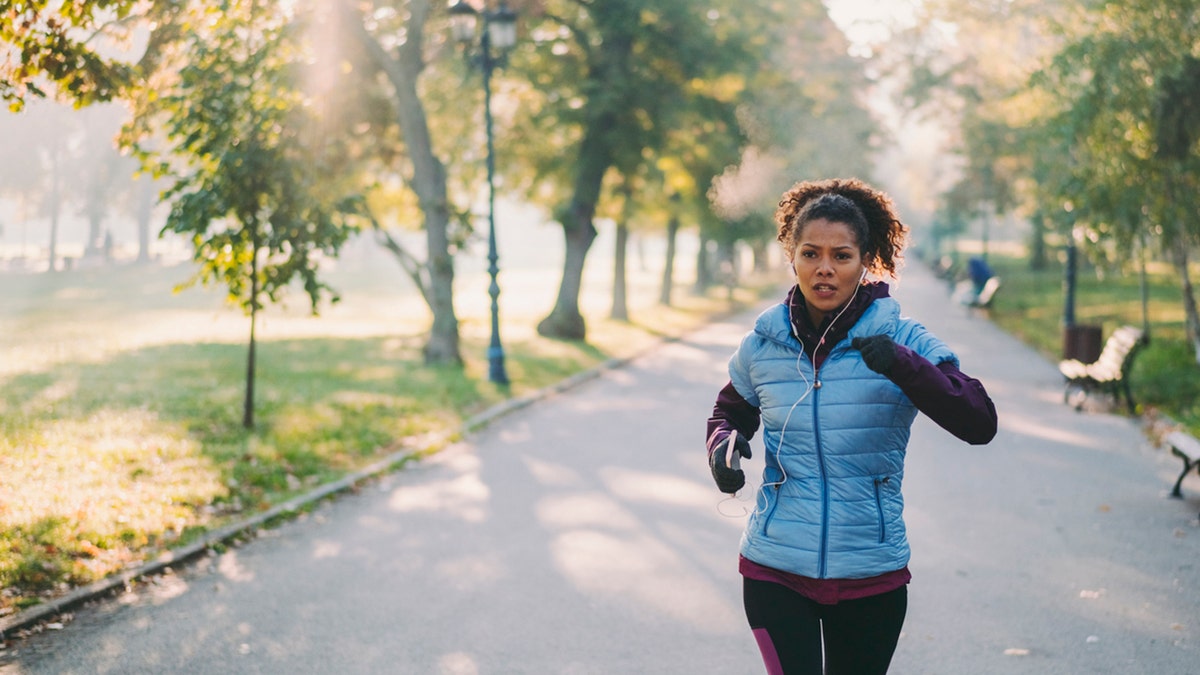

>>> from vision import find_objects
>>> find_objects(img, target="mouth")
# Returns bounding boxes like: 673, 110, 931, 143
811, 283, 838, 296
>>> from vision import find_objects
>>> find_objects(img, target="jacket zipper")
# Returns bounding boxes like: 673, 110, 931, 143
874, 477, 890, 544
813, 384, 829, 579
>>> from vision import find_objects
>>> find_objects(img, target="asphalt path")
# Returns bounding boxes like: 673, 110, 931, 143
3, 261, 1199, 674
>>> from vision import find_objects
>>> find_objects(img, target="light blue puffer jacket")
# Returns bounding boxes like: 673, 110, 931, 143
729, 296, 958, 580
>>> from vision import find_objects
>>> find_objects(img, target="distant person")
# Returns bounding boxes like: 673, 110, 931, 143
967, 256, 993, 296
704, 178, 998, 674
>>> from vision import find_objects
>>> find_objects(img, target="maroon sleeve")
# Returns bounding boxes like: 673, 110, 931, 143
706, 381, 762, 456
887, 346, 998, 445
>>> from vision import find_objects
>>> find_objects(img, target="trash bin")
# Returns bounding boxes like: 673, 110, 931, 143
1063, 324, 1103, 363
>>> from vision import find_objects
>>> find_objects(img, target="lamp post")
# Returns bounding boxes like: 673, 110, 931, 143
1064, 232, 1078, 329
449, 0, 517, 386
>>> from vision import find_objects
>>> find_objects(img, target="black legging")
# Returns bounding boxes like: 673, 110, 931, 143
743, 578, 907, 675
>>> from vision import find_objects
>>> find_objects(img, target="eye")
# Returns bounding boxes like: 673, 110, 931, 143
836, 252, 853, 261
801, 250, 817, 258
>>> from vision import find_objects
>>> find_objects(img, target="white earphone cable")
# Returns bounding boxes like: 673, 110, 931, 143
757, 272, 868, 505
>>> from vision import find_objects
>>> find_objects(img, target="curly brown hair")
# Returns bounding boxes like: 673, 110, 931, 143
775, 177, 908, 278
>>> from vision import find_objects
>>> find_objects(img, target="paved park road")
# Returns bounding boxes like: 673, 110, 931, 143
4, 262, 1200, 674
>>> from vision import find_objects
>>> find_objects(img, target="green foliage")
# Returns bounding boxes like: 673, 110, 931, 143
0, 0, 138, 109
503, 0, 879, 338
123, 0, 359, 315
1133, 340, 1200, 417
910, 0, 1200, 354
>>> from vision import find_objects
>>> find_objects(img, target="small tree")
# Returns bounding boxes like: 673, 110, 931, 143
125, 0, 359, 428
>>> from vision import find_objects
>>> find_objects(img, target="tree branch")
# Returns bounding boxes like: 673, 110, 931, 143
538, 10, 593, 63
361, 205, 433, 307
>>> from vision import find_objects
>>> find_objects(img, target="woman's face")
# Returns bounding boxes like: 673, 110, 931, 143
791, 218, 866, 325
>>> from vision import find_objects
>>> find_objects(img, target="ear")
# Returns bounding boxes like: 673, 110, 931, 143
861, 254, 876, 277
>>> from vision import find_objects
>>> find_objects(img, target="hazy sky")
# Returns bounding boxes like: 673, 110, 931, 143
825, 0, 921, 56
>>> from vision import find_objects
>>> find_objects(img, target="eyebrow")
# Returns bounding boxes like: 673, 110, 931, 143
799, 243, 856, 250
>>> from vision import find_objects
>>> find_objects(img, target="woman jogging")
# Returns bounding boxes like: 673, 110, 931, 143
705, 177, 998, 675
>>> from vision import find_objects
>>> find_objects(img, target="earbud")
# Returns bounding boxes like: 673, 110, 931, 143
860, 268, 869, 283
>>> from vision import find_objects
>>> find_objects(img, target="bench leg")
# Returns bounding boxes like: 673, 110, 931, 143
1062, 382, 1088, 411
1122, 380, 1136, 415
1169, 447, 1198, 499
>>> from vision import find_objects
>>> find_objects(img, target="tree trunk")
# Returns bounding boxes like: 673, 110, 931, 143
136, 177, 154, 263
347, 0, 460, 364
750, 239, 768, 273
84, 170, 105, 257
243, 237, 260, 430
693, 236, 712, 294
47, 136, 62, 273
610, 182, 634, 321
1170, 243, 1200, 363
539, 214, 596, 340
423, 210, 460, 365
1029, 210, 1048, 271
538, 12, 634, 341
659, 214, 679, 306
611, 221, 629, 321
537, 108, 616, 340
1138, 230, 1151, 341
1163, 170, 1200, 362
718, 239, 736, 302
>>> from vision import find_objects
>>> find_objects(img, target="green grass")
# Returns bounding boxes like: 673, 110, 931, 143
983, 252, 1200, 432
0, 257, 776, 614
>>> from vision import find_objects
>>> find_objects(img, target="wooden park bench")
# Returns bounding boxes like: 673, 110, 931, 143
968, 276, 1001, 309
955, 276, 1001, 310
932, 256, 958, 281
1058, 325, 1145, 414
1165, 430, 1200, 516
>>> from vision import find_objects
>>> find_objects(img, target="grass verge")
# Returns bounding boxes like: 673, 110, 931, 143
0, 259, 778, 616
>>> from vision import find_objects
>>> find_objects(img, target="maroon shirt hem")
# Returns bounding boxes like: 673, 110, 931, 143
739, 555, 911, 605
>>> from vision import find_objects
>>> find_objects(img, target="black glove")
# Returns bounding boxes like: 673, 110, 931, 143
852, 334, 897, 375
709, 431, 752, 494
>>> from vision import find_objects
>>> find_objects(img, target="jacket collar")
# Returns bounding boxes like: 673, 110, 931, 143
786, 281, 891, 354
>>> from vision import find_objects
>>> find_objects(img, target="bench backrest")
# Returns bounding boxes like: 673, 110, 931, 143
1093, 326, 1145, 377
1165, 430, 1200, 459
976, 276, 1001, 306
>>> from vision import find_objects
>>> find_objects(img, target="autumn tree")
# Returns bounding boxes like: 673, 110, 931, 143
124, 0, 360, 428
500, 0, 759, 340
706, 0, 876, 283
896, 0, 1061, 263
1028, 0, 1200, 357
324, 0, 480, 365
0, 0, 189, 110
2, 0, 481, 368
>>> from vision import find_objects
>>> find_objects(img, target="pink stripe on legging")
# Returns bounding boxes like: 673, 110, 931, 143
752, 627, 784, 675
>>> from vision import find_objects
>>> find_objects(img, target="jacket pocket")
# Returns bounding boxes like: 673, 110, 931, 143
873, 476, 892, 544
757, 470, 783, 537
